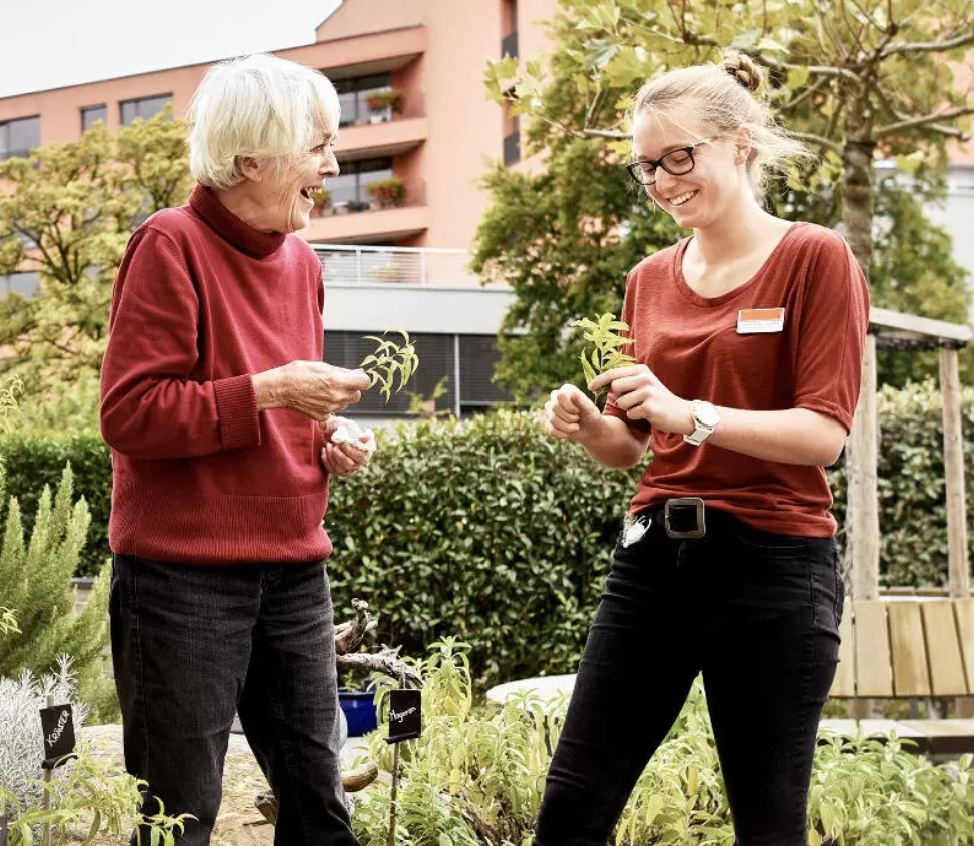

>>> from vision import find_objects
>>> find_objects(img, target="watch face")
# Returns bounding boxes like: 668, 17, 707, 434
696, 402, 719, 427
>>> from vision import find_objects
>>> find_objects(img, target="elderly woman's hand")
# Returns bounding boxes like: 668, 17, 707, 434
253, 361, 372, 420
320, 416, 375, 478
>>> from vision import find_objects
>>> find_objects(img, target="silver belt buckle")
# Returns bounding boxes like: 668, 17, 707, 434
664, 497, 706, 540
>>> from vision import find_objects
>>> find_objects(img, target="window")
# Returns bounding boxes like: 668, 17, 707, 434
333, 74, 393, 127
459, 335, 513, 406
120, 94, 172, 126
81, 104, 107, 133
328, 157, 394, 207
502, 0, 518, 57
503, 106, 521, 166
1, 271, 41, 299
322, 332, 514, 417
0, 116, 40, 161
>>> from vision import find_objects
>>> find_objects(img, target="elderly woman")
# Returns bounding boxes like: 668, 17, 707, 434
99, 54, 370, 846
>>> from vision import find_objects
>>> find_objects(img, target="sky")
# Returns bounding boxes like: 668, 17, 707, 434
0, 0, 343, 98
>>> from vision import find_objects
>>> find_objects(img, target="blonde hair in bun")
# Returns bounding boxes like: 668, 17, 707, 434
632, 49, 808, 199
720, 50, 766, 95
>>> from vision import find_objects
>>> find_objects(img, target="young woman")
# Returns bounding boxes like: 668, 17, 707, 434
539, 51, 869, 845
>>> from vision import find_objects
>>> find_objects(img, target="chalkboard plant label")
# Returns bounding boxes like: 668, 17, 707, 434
40, 703, 77, 769
385, 689, 422, 744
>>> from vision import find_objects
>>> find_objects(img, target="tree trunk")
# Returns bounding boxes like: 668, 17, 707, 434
841, 136, 875, 280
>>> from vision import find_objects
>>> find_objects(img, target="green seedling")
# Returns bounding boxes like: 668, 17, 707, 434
359, 329, 420, 402
571, 312, 637, 402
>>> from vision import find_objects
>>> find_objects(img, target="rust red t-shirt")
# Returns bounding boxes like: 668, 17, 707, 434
605, 222, 869, 537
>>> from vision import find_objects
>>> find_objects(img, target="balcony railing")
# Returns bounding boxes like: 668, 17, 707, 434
314, 244, 492, 287
340, 89, 425, 128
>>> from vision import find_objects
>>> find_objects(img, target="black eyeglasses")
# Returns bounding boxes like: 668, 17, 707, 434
625, 138, 716, 186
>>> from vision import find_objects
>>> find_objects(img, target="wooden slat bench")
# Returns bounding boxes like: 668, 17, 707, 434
486, 599, 974, 757
821, 598, 974, 755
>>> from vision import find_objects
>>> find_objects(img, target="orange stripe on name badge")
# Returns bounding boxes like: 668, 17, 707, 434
737, 307, 785, 334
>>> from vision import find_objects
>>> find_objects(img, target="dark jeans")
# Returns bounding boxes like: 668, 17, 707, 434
110, 553, 359, 846
535, 506, 844, 846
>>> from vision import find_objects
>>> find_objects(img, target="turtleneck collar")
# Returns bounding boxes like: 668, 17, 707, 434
188, 184, 287, 259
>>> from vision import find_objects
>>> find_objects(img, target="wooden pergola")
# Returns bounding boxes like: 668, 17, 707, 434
849, 307, 974, 603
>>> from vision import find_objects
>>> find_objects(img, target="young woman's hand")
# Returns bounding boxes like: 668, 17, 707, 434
543, 384, 603, 441
590, 365, 693, 435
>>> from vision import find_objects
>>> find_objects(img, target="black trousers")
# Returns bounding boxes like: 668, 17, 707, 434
110, 553, 359, 846
535, 506, 844, 846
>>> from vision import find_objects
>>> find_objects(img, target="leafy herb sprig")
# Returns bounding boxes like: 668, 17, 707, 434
571, 313, 637, 402
359, 330, 420, 402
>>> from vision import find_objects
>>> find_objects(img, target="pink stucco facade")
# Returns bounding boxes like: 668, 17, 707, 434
0, 0, 559, 250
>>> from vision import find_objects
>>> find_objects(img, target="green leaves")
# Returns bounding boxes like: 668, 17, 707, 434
571, 312, 638, 400
359, 329, 420, 402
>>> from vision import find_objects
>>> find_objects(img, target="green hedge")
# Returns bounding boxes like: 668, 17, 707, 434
0, 431, 112, 578
3, 383, 974, 686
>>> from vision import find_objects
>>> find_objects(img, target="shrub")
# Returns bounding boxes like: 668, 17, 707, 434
350, 640, 974, 846
5, 384, 974, 688
0, 431, 110, 579
326, 411, 638, 689
0, 463, 115, 721
0, 610, 188, 846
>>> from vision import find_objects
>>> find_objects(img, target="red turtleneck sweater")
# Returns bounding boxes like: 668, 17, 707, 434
100, 185, 333, 565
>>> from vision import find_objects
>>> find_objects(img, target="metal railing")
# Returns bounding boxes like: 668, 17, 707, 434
313, 244, 494, 287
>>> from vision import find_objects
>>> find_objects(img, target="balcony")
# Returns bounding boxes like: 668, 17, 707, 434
301, 178, 430, 243
337, 115, 427, 161
313, 245, 514, 336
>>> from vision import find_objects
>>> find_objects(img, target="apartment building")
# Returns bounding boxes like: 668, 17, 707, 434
0, 0, 561, 415
1, 1, 971, 413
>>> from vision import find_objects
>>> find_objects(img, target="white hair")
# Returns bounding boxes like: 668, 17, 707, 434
187, 53, 340, 190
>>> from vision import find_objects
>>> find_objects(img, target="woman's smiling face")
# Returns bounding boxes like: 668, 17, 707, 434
253, 134, 339, 234
632, 105, 746, 231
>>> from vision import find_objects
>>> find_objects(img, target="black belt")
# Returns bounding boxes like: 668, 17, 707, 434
641, 497, 707, 540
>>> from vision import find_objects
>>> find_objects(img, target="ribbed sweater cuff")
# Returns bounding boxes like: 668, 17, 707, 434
214, 375, 261, 451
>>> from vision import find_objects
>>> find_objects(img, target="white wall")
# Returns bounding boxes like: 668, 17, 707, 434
927, 167, 974, 321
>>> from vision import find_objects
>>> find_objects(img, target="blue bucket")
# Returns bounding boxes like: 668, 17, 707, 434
338, 689, 378, 736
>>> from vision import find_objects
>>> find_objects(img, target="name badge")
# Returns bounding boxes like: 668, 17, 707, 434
737, 307, 785, 334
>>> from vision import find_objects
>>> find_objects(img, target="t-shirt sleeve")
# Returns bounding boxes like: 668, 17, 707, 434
603, 270, 652, 435
793, 231, 870, 433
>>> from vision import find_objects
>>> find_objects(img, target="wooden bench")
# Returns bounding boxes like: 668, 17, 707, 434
822, 598, 974, 755
486, 599, 974, 757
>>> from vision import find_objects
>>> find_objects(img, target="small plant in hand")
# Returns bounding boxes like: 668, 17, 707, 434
360, 330, 419, 402
571, 313, 637, 403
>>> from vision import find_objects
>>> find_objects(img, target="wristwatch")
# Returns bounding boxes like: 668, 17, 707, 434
683, 400, 720, 446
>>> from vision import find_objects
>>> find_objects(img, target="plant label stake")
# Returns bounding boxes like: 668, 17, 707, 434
40, 701, 77, 769
1, 813, 8, 846
385, 673, 422, 846
385, 689, 422, 744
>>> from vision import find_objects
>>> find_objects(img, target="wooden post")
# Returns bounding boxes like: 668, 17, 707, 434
939, 346, 973, 718
940, 347, 970, 599
850, 334, 880, 602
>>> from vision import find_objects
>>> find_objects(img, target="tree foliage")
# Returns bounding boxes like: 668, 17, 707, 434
476, 0, 974, 397
0, 106, 192, 394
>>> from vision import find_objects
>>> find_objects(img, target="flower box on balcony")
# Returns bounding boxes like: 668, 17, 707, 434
365, 89, 406, 117
311, 189, 331, 217
366, 177, 406, 208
